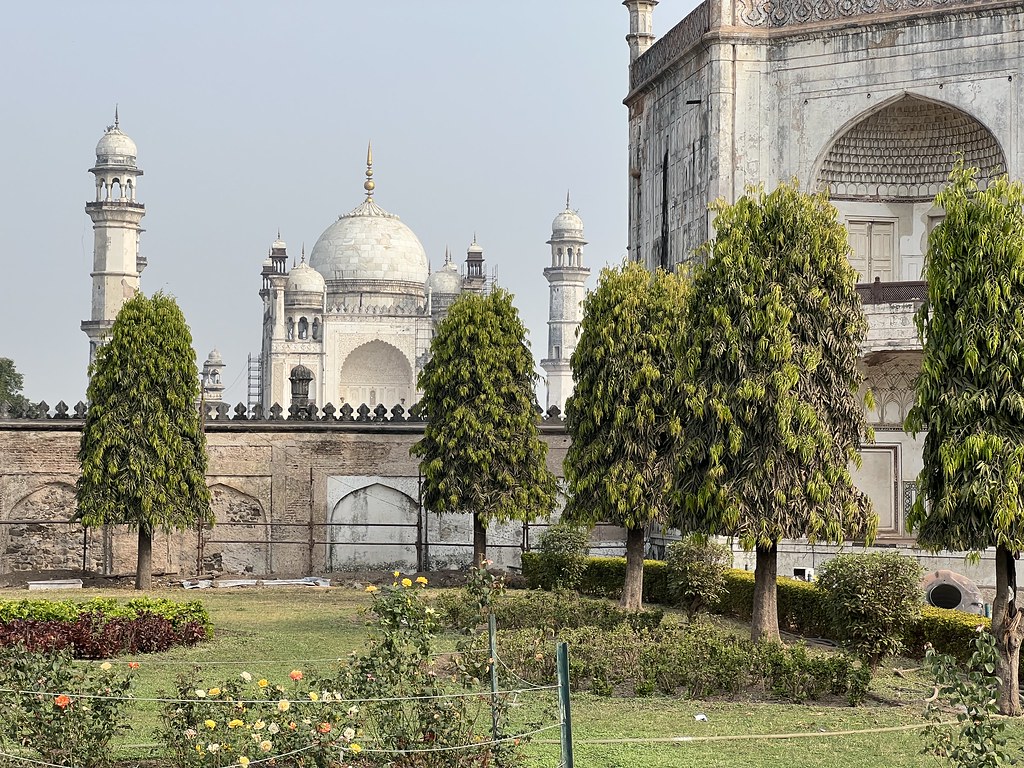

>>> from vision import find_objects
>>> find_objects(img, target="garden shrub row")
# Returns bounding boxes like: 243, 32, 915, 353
437, 587, 664, 632
491, 619, 869, 705
522, 552, 670, 603
0, 597, 212, 658
524, 554, 988, 660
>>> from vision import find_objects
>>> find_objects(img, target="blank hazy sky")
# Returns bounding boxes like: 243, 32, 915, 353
1, 0, 700, 406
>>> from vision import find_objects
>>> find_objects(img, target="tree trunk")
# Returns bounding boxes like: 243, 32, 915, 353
620, 525, 645, 611
473, 513, 487, 569
751, 543, 780, 643
994, 544, 1024, 715
135, 527, 153, 591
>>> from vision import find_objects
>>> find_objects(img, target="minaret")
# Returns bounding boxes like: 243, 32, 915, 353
623, 0, 658, 62
201, 349, 226, 403
82, 109, 146, 364
541, 195, 590, 414
463, 235, 487, 294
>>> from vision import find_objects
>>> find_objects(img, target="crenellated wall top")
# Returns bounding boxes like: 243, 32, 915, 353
0, 400, 569, 426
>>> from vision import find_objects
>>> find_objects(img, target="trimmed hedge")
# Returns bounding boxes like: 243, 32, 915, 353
523, 553, 669, 604
0, 597, 213, 658
525, 555, 988, 661
905, 605, 990, 661
719, 569, 830, 637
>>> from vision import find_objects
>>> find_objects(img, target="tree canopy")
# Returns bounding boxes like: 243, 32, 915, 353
906, 163, 1024, 714
77, 292, 211, 589
411, 288, 558, 565
0, 357, 30, 412
675, 182, 874, 641
564, 261, 689, 609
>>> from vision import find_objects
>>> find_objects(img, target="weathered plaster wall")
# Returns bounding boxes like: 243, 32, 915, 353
0, 420, 570, 578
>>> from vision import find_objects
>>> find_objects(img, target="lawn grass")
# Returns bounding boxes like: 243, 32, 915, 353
1, 585, 1022, 767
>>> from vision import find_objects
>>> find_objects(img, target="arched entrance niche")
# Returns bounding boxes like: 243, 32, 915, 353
339, 340, 413, 407
5, 483, 98, 574
328, 483, 418, 571
815, 94, 1006, 282
195, 484, 269, 576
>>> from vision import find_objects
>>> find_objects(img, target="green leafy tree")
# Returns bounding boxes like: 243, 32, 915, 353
564, 262, 689, 610
412, 288, 558, 567
676, 182, 875, 642
906, 163, 1024, 715
77, 292, 211, 590
0, 357, 30, 412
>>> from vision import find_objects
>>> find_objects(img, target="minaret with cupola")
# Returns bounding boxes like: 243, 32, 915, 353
623, 0, 658, 62
82, 109, 146, 364
463, 235, 487, 294
541, 195, 590, 414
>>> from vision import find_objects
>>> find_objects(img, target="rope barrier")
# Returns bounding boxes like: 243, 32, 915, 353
533, 720, 955, 745
357, 723, 562, 755
0, 743, 321, 768
0, 683, 557, 706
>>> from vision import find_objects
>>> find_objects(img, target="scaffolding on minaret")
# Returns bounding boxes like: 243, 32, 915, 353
247, 353, 262, 411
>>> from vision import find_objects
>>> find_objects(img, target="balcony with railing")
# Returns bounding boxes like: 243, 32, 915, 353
857, 279, 926, 355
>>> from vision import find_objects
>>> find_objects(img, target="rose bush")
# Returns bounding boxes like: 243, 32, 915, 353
0, 645, 136, 768
161, 670, 362, 768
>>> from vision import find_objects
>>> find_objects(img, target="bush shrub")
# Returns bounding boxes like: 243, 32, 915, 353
922, 626, 1007, 767
534, 523, 590, 590
437, 587, 663, 633
161, 669, 361, 768
816, 552, 923, 666
0, 597, 212, 658
719, 569, 829, 637
905, 606, 991, 661
525, 552, 984, 661
665, 536, 732, 617
491, 618, 868, 705
0, 645, 136, 768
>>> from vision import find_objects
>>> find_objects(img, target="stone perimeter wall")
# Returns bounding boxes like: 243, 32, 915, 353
0, 418, 570, 578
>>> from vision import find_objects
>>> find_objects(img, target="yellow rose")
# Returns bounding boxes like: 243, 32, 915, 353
228, 719, 244, 729
415, 576, 428, 585
257, 679, 268, 688
308, 692, 319, 701
365, 585, 378, 593
393, 571, 401, 578
277, 699, 290, 712
350, 743, 362, 754
259, 740, 273, 753
238, 757, 250, 767
401, 578, 413, 587
252, 720, 265, 731
209, 688, 221, 696
100, 662, 112, 671
204, 720, 216, 730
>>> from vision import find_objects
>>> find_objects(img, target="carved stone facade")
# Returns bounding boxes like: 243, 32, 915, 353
624, 0, 1023, 549
736, 0, 995, 28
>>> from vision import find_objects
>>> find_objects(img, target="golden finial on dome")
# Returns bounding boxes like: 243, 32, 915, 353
363, 141, 375, 200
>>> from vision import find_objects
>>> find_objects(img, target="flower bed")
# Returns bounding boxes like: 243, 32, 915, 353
0, 596, 211, 658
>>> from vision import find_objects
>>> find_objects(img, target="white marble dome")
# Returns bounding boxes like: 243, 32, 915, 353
95, 127, 138, 166
429, 261, 462, 295
309, 198, 429, 297
551, 207, 584, 238
286, 261, 326, 294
